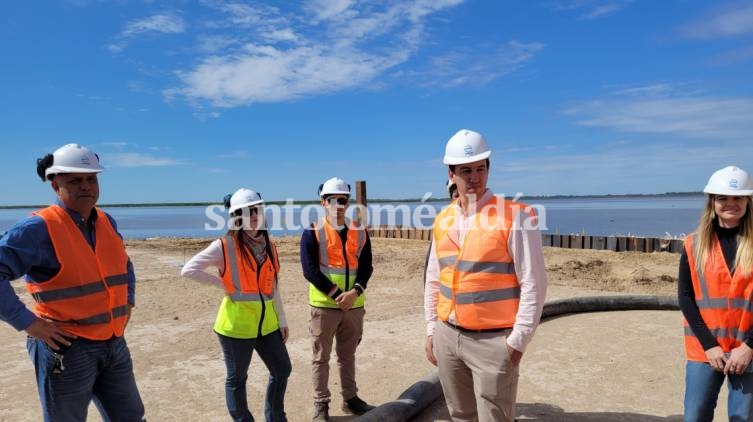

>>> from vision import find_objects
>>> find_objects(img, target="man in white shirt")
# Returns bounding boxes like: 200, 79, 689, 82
424, 129, 548, 421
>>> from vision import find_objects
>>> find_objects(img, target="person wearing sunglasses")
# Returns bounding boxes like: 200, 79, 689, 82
300, 177, 375, 421
181, 188, 291, 422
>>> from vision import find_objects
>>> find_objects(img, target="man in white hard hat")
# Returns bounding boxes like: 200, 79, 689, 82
300, 177, 375, 421
0, 144, 145, 421
424, 129, 548, 421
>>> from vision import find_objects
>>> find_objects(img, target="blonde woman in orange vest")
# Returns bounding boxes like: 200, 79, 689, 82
0, 144, 145, 421
182, 188, 291, 422
679, 166, 753, 421
424, 129, 548, 422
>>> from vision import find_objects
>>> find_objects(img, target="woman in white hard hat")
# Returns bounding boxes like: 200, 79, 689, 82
679, 165, 753, 421
182, 189, 291, 422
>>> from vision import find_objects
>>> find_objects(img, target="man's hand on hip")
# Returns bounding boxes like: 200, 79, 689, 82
25, 317, 77, 352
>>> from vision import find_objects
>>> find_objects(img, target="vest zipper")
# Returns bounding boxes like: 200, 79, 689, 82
256, 258, 266, 338
341, 230, 350, 292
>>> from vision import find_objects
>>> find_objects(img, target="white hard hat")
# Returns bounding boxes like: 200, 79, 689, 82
703, 166, 753, 196
228, 188, 264, 214
318, 177, 351, 197
443, 129, 492, 165
45, 144, 104, 177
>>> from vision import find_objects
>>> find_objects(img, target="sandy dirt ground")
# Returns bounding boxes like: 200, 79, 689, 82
0, 237, 723, 421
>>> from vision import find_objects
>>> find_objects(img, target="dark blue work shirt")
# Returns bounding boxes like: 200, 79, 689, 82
0, 202, 136, 331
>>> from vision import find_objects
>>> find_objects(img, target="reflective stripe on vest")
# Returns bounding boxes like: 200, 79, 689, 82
216, 235, 279, 338
224, 235, 275, 302
683, 233, 753, 362
27, 205, 130, 340
433, 197, 523, 330
309, 218, 366, 309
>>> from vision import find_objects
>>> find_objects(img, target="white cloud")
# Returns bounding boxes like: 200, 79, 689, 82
421, 40, 545, 87
197, 35, 238, 53
167, 1, 466, 107
305, 0, 355, 22
680, 3, 753, 39
612, 83, 673, 97
564, 95, 753, 140
109, 13, 187, 53
490, 140, 752, 195
551, 0, 634, 20
107, 153, 183, 167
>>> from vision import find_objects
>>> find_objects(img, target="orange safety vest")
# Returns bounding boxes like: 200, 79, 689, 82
684, 234, 753, 362
433, 197, 523, 330
27, 205, 130, 340
310, 218, 366, 308
220, 235, 278, 300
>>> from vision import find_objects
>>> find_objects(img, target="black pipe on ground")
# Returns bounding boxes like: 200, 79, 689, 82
354, 295, 679, 422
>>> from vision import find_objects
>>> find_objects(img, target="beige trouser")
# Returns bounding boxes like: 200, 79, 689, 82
434, 321, 519, 422
310, 306, 365, 403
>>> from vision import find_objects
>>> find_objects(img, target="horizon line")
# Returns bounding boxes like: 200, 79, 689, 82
0, 191, 705, 209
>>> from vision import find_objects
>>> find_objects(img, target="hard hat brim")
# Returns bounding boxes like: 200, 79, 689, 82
45, 165, 105, 176
704, 187, 753, 196
443, 150, 492, 166
228, 200, 264, 214
319, 190, 351, 197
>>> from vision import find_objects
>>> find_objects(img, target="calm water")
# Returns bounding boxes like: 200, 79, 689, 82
0, 196, 705, 239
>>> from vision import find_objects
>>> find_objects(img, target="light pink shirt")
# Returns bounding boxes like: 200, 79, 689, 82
181, 238, 288, 327
424, 189, 547, 352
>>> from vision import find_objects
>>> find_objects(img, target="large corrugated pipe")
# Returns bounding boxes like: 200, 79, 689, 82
354, 295, 680, 422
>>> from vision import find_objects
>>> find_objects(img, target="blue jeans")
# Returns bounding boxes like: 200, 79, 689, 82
27, 336, 145, 422
684, 360, 753, 421
217, 330, 292, 422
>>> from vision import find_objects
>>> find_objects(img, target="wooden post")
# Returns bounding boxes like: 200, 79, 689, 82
355, 180, 367, 225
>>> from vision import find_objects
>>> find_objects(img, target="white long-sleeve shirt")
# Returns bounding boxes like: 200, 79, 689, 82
424, 189, 547, 353
181, 238, 288, 328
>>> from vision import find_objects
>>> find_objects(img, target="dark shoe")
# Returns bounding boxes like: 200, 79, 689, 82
312, 402, 329, 422
342, 395, 376, 415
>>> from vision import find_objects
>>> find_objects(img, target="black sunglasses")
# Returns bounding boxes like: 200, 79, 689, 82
326, 197, 349, 206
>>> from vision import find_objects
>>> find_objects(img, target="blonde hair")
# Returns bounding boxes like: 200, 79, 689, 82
693, 195, 753, 276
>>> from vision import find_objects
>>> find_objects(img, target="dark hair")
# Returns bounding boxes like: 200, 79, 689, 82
223, 193, 233, 210
448, 158, 490, 174
36, 153, 54, 182
225, 214, 277, 281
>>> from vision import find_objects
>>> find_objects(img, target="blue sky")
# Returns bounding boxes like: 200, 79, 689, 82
2, 0, 753, 205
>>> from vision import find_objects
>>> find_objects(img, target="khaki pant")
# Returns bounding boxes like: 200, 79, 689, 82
310, 306, 365, 403
434, 321, 519, 422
